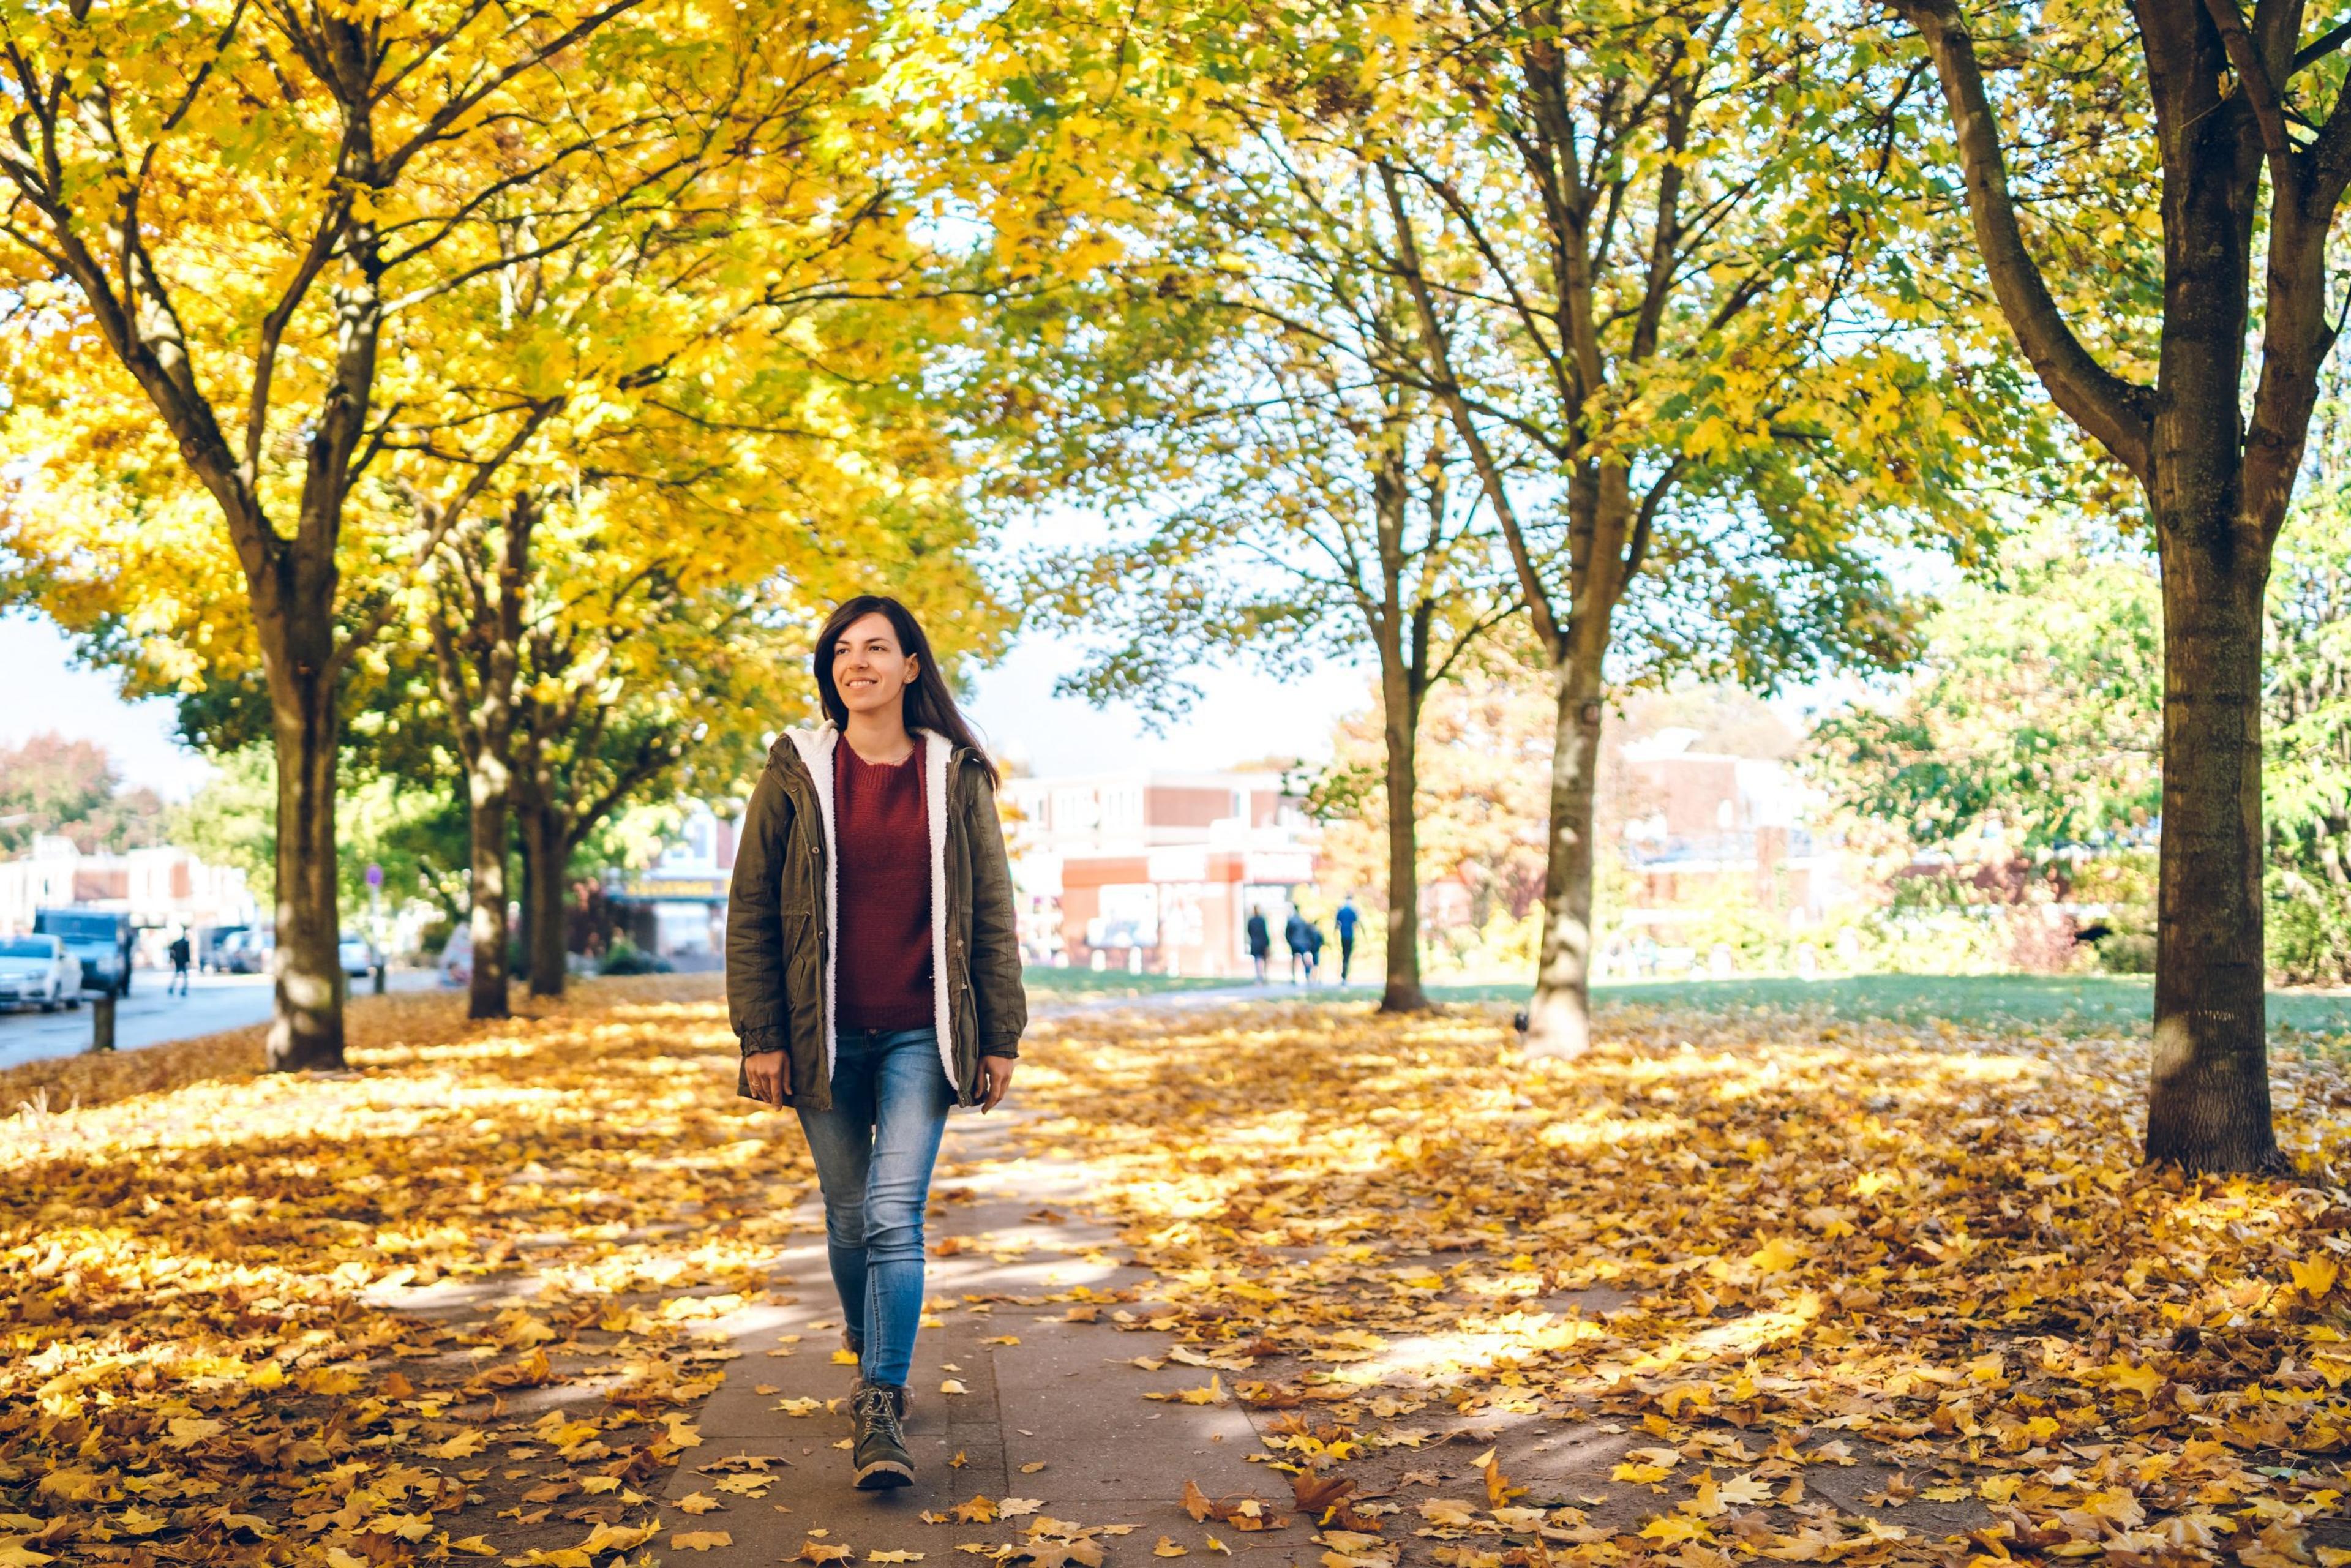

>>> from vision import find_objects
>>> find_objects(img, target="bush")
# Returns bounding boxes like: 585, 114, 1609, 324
2068, 850, 2157, 975
1864, 908, 2020, 975
2268, 872, 2351, 985
1425, 909, 1543, 981
2008, 910, 2096, 975
598, 939, 672, 977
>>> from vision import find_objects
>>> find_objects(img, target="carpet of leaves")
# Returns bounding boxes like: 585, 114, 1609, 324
0, 976, 809, 1568
7, 978, 2351, 1568
1009, 1002, 2351, 1568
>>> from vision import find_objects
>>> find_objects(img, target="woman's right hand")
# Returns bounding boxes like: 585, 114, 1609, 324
744, 1049, 792, 1105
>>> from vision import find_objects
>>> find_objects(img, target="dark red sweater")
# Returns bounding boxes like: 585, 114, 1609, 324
834, 743, 934, 1032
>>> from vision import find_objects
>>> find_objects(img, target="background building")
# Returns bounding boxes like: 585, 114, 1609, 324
1003, 770, 1319, 977
0, 834, 257, 960
604, 805, 734, 967
1613, 728, 1842, 926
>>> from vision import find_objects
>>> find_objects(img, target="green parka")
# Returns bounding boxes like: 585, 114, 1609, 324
725, 724, 1027, 1110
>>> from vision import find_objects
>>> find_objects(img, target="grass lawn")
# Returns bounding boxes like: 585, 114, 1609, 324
1150, 970, 2351, 1037
1018, 965, 1250, 999
1591, 972, 2351, 1035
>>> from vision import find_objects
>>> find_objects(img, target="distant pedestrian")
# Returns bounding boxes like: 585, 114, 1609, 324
1334, 898, 1359, 983
167, 931, 192, 996
1304, 918, 1325, 983
1284, 908, 1311, 983
1245, 910, 1271, 983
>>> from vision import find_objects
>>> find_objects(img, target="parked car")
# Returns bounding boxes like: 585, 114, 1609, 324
33, 907, 134, 996
217, 928, 274, 975
0, 935, 80, 1012
198, 923, 249, 973
337, 931, 380, 977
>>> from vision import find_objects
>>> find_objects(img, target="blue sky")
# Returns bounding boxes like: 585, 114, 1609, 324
0, 612, 217, 797
2, 608, 1371, 798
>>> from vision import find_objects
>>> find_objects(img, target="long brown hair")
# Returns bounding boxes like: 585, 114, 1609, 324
813, 595, 999, 786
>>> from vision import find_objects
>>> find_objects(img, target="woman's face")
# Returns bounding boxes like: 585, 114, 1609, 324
832, 612, 917, 719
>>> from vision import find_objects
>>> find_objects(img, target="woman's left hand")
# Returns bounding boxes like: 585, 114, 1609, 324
978, 1054, 1016, 1112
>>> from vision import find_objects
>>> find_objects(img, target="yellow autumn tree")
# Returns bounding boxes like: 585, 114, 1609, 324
0, 0, 971, 1063
952, 0, 2047, 1053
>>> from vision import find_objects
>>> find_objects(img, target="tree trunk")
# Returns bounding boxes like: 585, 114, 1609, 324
431, 493, 538, 1021
465, 752, 512, 1020
1378, 662, 1428, 1013
515, 825, 534, 990
268, 672, 347, 1070
1522, 647, 1607, 1059
522, 803, 569, 998
2146, 515, 2280, 1170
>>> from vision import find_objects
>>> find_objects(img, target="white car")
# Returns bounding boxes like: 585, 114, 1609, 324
0, 935, 80, 1012
338, 932, 380, 977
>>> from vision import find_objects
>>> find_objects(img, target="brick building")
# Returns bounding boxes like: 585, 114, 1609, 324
0, 835, 257, 959
1613, 729, 1840, 928
1002, 770, 1319, 977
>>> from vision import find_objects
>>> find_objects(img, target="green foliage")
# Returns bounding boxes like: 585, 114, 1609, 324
170, 746, 468, 918
2266, 874, 2351, 986
977, 0, 2042, 706
2072, 852, 2159, 975
1813, 478, 2351, 983
596, 939, 672, 977
2262, 407, 2351, 978
1812, 519, 2163, 855
167, 749, 277, 906
339, 773, 470, 923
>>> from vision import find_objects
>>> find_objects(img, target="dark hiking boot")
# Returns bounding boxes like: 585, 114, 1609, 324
850, 1382, 913, 1490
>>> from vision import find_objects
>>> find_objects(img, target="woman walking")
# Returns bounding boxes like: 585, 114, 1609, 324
726, 595, 1027, 1490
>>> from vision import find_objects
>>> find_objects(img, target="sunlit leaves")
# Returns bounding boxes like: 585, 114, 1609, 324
0, 977, 808, 1563
1011, 996, 2351, 1557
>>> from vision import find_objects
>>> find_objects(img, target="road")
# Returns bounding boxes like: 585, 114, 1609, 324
0, 968, 441, 1072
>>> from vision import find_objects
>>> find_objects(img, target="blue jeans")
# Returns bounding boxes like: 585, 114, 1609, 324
796, 1026, 953, 1388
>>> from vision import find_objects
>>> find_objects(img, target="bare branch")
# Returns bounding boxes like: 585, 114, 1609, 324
2294, 17, 2351, 70
1888, 0, 2156, 479
2203, 0, 2298, 184
1381, 162, 1562, 655
326, 398, 560, 679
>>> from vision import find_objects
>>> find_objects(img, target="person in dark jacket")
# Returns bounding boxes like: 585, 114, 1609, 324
1334, 898, 1359, 983
1303, 918, 1325, 983
726, 595, 1026, 1493
1245, 909, 1271, 983
1283, 907, 1312, 983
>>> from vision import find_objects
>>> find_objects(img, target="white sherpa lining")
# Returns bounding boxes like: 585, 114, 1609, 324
921, 729, 957, 1094
786, 723, 960, 1103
